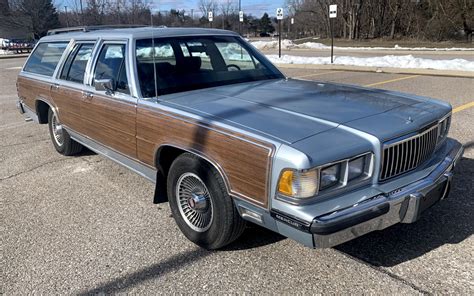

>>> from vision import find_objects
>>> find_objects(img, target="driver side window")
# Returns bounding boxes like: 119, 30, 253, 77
93, 43, 129, 95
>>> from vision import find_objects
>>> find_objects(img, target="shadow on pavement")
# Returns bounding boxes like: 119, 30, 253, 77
78, 226, 283, 294
78, 247, 213, 295
336, 156, 473, 267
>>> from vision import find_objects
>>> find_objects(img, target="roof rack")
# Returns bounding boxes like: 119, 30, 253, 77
46, 25, 148, 35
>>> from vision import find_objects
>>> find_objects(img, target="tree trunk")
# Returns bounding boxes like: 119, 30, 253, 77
390, 1, 400, 39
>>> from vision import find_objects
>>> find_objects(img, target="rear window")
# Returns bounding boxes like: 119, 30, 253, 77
23, 42, 68, 76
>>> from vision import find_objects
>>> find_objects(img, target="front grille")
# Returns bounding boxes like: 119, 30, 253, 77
380, 125, 439, 181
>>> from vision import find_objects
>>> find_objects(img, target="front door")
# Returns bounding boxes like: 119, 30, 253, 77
81, 42, 137, 158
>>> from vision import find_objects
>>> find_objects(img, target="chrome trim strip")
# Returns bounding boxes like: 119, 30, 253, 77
384, 124, 438, 149
154, 143, 232, 196
66, 127, 157, 182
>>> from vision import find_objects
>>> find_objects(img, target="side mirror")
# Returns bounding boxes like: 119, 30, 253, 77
94, 78, 115, 94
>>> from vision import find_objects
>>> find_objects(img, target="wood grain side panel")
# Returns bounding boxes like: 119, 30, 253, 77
136, 106, 274, 207
52, 86, 83, 132
81, 94, 137, 158
17, 76, 51, 110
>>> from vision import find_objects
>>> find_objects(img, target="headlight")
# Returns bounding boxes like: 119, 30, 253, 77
348, 156, 365, 181
277, 153, 373, 201
320, 163, 341, 189
438, 115, 450, 142
278, 168, 318, 198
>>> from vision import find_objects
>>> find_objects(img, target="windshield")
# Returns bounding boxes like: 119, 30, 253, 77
135, 36, 283, 97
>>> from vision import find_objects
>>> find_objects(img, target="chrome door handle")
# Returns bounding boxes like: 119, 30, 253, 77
51, 83, 59, 90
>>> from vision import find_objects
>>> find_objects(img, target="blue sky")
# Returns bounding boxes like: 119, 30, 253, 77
56, 0, 285, 18
151, 1, 284, 17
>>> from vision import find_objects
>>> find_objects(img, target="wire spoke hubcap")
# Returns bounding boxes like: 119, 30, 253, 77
176, 173, 213, 232
51, 113, 64, 147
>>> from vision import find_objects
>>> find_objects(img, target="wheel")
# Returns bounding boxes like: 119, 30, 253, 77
226, 64, 241, 71
167, 153, 246, 250
48, 108, 82, 156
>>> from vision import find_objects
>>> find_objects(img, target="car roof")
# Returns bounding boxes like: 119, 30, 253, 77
40, 27, 239, 42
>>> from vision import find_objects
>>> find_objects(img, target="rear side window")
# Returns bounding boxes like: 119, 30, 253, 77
23, 42, 68, 76
93, 44, 129, 94
60, 43, 94, 83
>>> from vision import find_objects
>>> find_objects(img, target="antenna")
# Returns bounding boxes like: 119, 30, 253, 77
150, 1, 158, 99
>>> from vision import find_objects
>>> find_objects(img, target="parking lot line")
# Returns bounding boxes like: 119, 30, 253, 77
296, 71, 342, 78
453, 101, 474, 114
364, 75, 420, 87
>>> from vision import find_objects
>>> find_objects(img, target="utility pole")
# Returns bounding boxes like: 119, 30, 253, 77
64, 6, 69, 27
276, 8, 284, 58
329, 4, 337, 63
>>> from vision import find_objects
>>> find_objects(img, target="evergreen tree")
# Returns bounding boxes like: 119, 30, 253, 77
259, 13, 275, 34
19, 0, 61, 38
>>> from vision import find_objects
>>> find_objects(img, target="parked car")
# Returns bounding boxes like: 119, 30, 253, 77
17, 27, 463, 249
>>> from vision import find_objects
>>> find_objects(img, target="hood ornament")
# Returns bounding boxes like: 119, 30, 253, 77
406, 116, 414, 124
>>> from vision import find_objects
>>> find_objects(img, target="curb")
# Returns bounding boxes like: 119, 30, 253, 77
274, 63, 474, 78
0, 54, 29, 59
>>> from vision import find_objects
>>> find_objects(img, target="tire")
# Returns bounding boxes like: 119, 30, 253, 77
167, 153, 246, 250
48, 108, 82, 156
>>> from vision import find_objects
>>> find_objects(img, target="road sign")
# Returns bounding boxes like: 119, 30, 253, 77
208, 11, 213, 22
239, 11, 244, 22
329, 4, 337, 18
276, 8, 284, 20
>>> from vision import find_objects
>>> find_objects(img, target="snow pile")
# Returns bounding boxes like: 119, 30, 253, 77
299, 42, 329, 49
266, 54, 474, 71
251, 39, 474, 52
251, 39, 298, 50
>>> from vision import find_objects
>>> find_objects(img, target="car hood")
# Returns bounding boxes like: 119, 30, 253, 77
161, 79, 447, 144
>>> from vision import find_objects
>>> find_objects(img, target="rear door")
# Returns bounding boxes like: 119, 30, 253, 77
51, 41, 95, 134
81, 40, 137, 158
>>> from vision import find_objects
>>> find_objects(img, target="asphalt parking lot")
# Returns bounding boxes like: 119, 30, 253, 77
1, 57, 473, 294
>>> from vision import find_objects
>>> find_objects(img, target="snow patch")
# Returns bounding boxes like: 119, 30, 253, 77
251, 39, 474, 52
267, 54, 474, 71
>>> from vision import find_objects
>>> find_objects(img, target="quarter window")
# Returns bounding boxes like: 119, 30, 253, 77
60, 43, 94, 83
93, 44, 129, 95
23, 42, 68, 76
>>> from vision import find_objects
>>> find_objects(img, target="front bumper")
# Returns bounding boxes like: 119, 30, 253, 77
310, 139, 463, 248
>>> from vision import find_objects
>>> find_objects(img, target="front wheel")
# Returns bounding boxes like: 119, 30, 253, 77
167, 153, 246, 250
48, 108, 82, 156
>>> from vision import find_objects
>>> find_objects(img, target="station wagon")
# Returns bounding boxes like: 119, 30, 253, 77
17, 27, 463, 249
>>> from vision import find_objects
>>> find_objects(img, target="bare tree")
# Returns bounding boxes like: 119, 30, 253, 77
199, 0, 218, 17
219, 0, 236, 29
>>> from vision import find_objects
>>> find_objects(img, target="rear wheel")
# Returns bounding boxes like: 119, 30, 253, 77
48, 108, 82, 156
167, 153, 246, 250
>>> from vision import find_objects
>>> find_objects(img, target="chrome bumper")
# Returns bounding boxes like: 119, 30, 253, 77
311, 140, 464, 248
